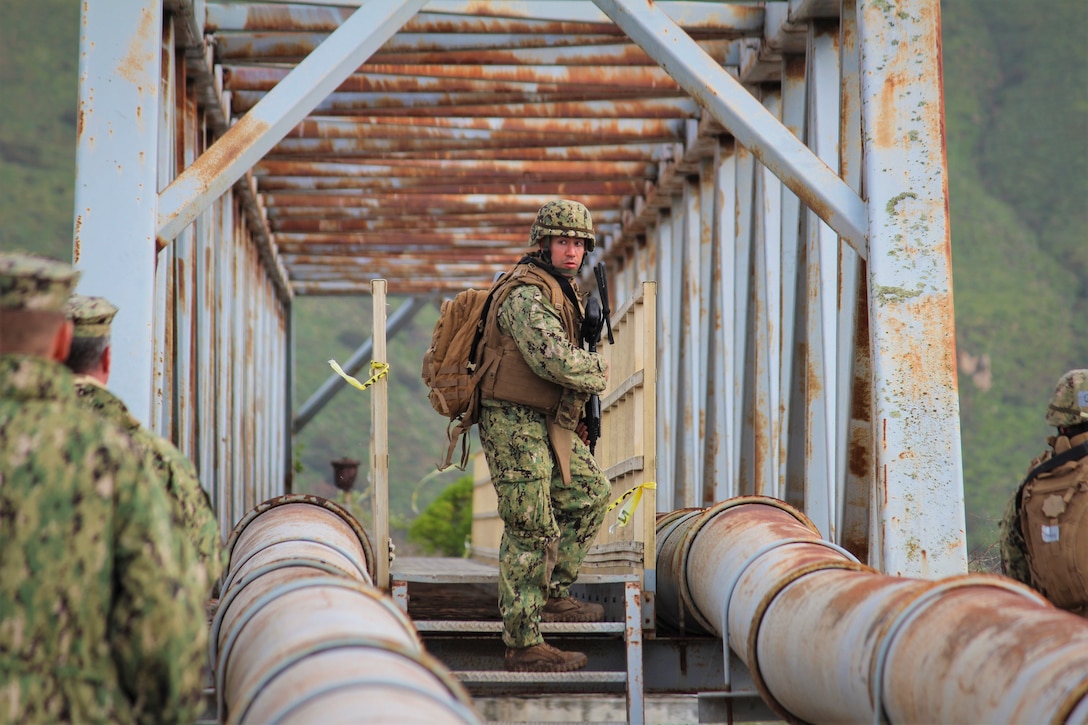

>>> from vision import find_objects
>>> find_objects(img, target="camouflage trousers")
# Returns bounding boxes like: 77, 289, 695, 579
479, 403, 610, 649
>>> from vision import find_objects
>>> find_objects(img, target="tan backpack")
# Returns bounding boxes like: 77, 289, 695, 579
1019, 441, 1088, 613
420, 285, 501, 470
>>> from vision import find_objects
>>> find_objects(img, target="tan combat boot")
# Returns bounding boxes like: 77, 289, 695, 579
540, 596, 605, 623
504, 642, 588, 672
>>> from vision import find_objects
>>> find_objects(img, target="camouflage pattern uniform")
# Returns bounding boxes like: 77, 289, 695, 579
479, 200, 611, 650
0, 252, 207, 724
65, 294, 225, 585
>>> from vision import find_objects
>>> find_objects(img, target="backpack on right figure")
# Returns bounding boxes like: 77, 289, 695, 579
1019, 449, 1088, 613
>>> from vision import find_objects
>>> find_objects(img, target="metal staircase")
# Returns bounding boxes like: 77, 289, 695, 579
392, 558, 645, 725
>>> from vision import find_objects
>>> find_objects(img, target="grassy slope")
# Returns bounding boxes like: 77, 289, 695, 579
0, 0, 79, 260
1, 1, 1085, 555
942, 0, 1088, 553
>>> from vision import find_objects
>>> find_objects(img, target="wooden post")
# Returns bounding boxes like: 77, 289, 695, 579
371, 280, 390, 589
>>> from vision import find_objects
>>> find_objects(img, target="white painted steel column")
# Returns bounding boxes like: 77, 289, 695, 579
654, 214, 676, 510
858, 0, 967, 576
778, 57, 806, 500
837, 2, 874, 563
802, 24, 843, 542
733, 142, 755, 496
697, 157, 717, 505
152, 17, 174, 438
706, 142, 735, 502
72, 0, 163, 425
678, 179, 702, 506
757, 90, 784, 500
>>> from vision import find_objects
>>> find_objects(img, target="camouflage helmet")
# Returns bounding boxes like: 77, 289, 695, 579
529, 199, 595, 252
1046, 370, 1088, 427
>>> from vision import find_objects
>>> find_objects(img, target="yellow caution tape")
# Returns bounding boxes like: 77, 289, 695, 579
329, 359, 389, 392
607, 481, 656, 534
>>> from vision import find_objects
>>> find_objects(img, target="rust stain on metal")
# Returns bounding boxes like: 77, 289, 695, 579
116, 6, 157, 86
177, 258, 187, 306
72, 220, 82, 262
876, 71, 906, 149
200, 114, 271, 185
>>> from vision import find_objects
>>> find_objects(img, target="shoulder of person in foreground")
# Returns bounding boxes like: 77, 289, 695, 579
105, 427, 209, 725
144, 430, 225, 583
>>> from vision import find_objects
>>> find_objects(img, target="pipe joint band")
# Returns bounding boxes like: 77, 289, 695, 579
869, 574, 1050, 725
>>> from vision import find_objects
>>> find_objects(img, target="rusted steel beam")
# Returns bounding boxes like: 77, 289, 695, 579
214, 34, 735, 65
254, 158, 656, 177
261, 145, 668, 164
232, 93, 699, 118
262, 137, 640, 157
223, 64, 683, 92
285, 116, 683, 137
265, 208, 601, 223
158, 0, 428, 243
306, 144, 670, 162
288, 263, 509, 280
261, 192, 627, 211
282, 252, 519, 266
276, 243, 527, 258
292, 279, 499, 296
271, 124, 680, 146
256, 173, 647, 190
206, 2, 764, 35
208, 5, 620, 35
259, 179, 644, 196
269, 213, 622, 232
274, 230, 521, 245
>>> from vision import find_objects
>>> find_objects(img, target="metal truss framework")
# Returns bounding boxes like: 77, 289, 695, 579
72, 0, 966, 577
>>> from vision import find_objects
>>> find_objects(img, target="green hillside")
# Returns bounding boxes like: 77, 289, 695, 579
1, 0, 1085, 559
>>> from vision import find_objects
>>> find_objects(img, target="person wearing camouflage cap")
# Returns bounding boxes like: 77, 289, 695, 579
1000, 370, 1088, 614
474, 200, 611, 673
0, 252, 208, 722
64, 293, 226, 586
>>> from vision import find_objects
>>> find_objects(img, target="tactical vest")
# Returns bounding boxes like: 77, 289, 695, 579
1019, 433, 1088, 613
477, 262, 583, 422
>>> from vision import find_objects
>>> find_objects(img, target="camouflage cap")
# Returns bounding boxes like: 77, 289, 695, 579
1046, 370, 1088, 427
0, 251, 80, 312
529, 199, 595, 251
65, 293, 118, 339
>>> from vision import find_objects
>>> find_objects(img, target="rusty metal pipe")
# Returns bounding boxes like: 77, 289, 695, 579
657, 496, 1088, 723
212, 495, 480, 724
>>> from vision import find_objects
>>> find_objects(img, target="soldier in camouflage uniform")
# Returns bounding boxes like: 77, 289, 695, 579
1000, 370, 1088, 590
0, 251, 208, 723
64, 293, 225, 587
477, 200, 612, 673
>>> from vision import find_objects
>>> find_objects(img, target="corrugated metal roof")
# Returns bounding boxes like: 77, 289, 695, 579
200, 2, 771, 295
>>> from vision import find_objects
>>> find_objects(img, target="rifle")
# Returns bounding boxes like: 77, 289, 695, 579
580, 263, 615, 455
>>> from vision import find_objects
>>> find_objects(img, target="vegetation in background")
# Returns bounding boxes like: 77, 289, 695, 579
941, 0, 1088, 553
1, 0, 1085, 560
407, 475, 474, 557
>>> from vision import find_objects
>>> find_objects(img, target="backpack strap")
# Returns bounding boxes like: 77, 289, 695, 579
1023, 441, 1088, 485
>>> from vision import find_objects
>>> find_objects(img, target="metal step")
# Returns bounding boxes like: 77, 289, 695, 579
455, 670, 628, 685
414, 620, 624, 635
